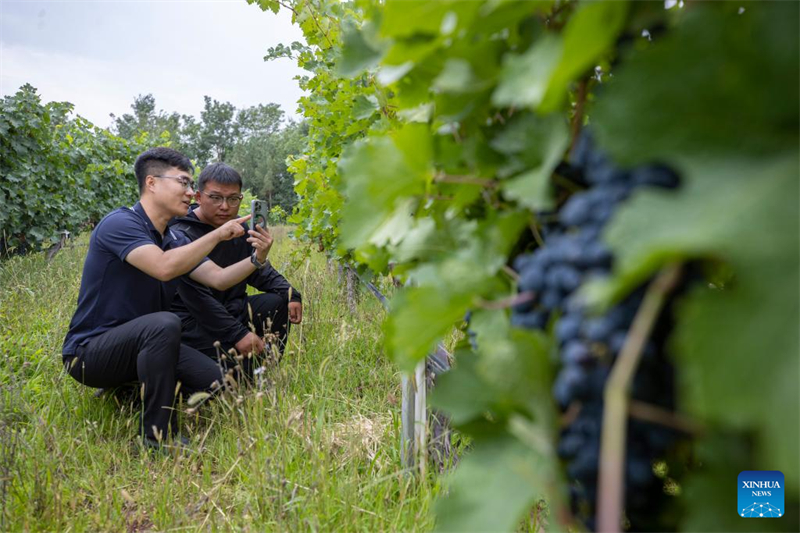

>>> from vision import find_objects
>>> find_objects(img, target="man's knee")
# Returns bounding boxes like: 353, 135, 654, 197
142, 312, 182, 344
248, 294, 288, 331
137, 313, 182, 373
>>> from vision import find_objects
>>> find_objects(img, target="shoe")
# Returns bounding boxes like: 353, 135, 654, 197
141, 434, 192, 455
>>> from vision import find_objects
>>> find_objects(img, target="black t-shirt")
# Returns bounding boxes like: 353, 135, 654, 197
61, 202, 195, 356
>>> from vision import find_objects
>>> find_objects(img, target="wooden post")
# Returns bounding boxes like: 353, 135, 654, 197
346, 266, 454, 474
414, 359, 427, 476
345, 268, 358, 315
401, 373, 416, 468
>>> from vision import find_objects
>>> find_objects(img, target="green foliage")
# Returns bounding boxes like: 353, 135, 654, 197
256, 0, 799, 530
112, 94, 305, 210
231, 119, 307, 214
0, 84, 144, 255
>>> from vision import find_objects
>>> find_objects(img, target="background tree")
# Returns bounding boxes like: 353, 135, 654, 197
199, 96, 237, 163
229, 119, 306, 213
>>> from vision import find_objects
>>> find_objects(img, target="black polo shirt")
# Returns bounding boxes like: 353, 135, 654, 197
62, 202, 195, 357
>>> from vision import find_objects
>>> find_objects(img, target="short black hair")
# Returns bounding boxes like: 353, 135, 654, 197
134, 147, 194, 194
197, 162, 243, 191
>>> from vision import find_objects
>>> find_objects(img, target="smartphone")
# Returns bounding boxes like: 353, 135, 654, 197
250, 200, 269, 230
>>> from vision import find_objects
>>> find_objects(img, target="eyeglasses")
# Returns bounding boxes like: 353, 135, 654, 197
153, 174, 195, 191
200, 190, 244, 207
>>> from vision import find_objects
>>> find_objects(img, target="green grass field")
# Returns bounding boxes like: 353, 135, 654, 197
0, 229, 439, 531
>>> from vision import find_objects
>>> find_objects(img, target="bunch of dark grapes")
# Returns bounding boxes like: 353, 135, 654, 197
511, 131, 681, 531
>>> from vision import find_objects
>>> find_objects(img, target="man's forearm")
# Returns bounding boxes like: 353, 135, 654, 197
190, 256, 256, 291
160, 230, 223, 279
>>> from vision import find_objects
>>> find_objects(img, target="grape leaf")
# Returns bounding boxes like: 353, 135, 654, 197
594, 2, 799, 165
431, 349, 497, 426
491, 113, 569, 210
493, 1, 628, 112
337, 128, 430, 249
337, 20, 384, 77
433, 431, 550, 533
385, 286, 473, 371
680, 435, 800, 532
380, 0, 481, 39
432, 59, 483, 94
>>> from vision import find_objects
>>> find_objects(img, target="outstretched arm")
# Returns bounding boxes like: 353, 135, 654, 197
188, 225, 274, 291
126, 215, 252, 281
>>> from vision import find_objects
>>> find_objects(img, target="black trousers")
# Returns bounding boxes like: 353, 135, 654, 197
196, 293, 290, 373
65, 312, 223, 440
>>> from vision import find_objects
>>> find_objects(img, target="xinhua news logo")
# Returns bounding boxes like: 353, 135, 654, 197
738, 470, 784, 518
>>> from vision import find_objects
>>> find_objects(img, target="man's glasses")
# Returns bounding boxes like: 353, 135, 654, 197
200, 190, 244, 207
153, 174, 195, 191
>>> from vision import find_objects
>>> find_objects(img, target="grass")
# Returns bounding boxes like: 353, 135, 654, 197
0, 228, 440, 531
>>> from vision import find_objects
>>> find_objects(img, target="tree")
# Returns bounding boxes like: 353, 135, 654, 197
199, 96, 237, 163
234, 103, 284, 139
229, 119, 307, 213
110, 94, 180, 144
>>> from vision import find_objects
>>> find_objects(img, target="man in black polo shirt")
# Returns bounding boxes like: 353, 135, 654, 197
62, 147, 273, 449
169, 162, 302, 374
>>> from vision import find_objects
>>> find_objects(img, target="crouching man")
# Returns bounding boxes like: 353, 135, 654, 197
169, 162, 302, 376
62, 148, 272, 451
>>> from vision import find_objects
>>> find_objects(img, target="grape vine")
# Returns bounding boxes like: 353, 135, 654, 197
1, 85, 151, 255
251, 0, 799, 530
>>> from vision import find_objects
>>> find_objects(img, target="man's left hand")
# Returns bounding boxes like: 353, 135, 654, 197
248, 225, 273, 263
288, 301, 303, 324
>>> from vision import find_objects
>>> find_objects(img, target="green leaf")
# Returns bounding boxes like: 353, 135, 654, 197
338, 128, 430, 249
594, 2, 799, 165
493, 1, 628, 112
432, 59, 482, 94
337, 20, 385, 77
431, 349, 496, 425
380, 0, 480, 39
538, 0, 628, 111
352, 94, 379, 120
492, 113, 569, 210
680, 435, 800, 532
385, 286, 472, 370
433, 430, 551, 533
584, 156, 798, 306
492, 34, 562, 110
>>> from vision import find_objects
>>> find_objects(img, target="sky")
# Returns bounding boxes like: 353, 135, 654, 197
0, 0, 307, 129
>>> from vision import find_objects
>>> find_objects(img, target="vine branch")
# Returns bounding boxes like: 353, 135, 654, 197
277, 0, 334, 49
568, 78, 588, 157
433, 172, 499, 188
597, 263, 682, 533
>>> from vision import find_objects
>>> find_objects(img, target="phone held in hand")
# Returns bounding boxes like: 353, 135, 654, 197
250, 200, 269, 230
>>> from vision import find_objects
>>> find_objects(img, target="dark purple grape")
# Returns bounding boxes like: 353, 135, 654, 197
540, 288, 563, 310
583, 316, 615, 342
609, 330, 628, 354
511, 311, 547, 330
631, 165, 680, 189
557, 265, 583, 292
563, 340, 592, 364
553, 365, 587, 407
510, 131, 683, 531
518, 263, 545, 293
556, 312, 583, 343
560, 194, 593, 227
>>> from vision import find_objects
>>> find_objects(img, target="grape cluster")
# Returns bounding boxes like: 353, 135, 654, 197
511, 131, 680, 530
